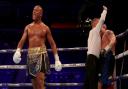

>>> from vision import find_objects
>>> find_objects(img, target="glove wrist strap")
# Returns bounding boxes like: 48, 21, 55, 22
54, 53, 59, 61
16, 48, 21, 52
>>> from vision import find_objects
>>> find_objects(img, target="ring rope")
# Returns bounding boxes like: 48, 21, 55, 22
0, 50, 127, 69
0, 73, 128, 87
0, 50, 127, 87
0, 47, 88, 53
0, 83, 83, 87
0, 63, 85, 69
109, 74, 128, 81
0, 29, 127, 53
115, 50, 128, 60
0, 74, 128, 87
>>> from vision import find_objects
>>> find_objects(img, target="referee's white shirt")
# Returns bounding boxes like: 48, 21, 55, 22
87, 10, 107, 58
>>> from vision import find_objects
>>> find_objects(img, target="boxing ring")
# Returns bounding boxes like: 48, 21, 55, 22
0, 30, 128, 88
0, 48, 128, 87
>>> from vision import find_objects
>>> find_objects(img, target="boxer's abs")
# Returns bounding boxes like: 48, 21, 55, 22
28, 36, 46, 48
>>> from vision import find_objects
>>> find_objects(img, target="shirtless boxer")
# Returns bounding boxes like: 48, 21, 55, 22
98, 24, 116, 89
13, 5, 62, 89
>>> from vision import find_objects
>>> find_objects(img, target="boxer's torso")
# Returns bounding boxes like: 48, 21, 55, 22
101, 30, 115, 54
27, 22, 48, 48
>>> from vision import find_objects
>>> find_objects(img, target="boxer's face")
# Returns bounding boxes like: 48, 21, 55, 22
101, 24, 107, 33
100, 24, 107, 36
32, 6, 43, 21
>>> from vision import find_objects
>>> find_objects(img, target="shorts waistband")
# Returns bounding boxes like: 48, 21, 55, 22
28, 47, 47, 55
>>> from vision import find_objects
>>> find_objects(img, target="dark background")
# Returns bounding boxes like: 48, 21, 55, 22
0, 0, 128, 89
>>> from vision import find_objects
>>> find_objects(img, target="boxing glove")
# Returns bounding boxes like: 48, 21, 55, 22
13, 48, 21, 64
54, 53, 62, 71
